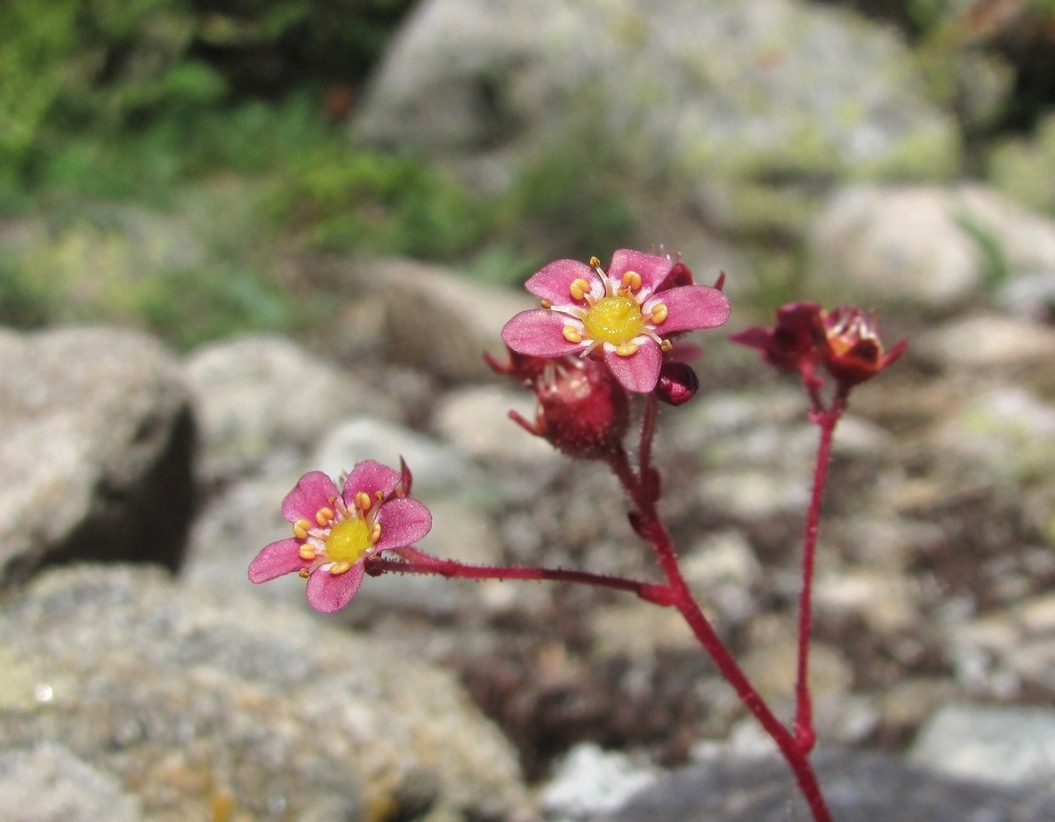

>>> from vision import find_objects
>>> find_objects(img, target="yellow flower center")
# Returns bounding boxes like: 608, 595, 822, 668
325, 516, 374, 563
583, 295, 644, 345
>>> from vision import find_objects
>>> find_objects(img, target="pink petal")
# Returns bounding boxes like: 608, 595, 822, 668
249, 538, 309, 583
608, 250, 673, 294
651, 286, 730, 333
281, 471, 339, 522
604, 341, 662, 393
525, 259, 595, 305
343, 460, 401, 504
502, 309, 584, 357
373, 498, 433, 552
305, 562, 366, 613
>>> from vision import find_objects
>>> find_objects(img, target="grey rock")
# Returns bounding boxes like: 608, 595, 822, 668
0, 565, 532, 821
909, 702, 1055, 787
915, 313, 1055, 370
605, 748, 1055, 821
310, 416, 481, 497
808, 183, 1055, 308
431, 384, 559, 464
184, 333, 394, 480
0, 744, 142, 822
0, 326, 195, 585
354, 0, 956, 196
369, 257, 530, 382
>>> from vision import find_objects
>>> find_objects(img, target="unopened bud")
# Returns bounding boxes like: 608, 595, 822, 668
655, 361, 699, 406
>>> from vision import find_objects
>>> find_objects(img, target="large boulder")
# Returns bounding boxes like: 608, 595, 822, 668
807, 183, 1055, 310
0, 326, 195, 585
0, 565, 533, 821
353, 0, 958, 233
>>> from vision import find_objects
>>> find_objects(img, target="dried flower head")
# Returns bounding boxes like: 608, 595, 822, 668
819, 306, 907, 387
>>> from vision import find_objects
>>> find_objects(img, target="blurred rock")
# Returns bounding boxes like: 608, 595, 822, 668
311, 416, 481, 497
909, 702, 1055, 787
604, 747, 1055, 821
0, 565, 532, 821
808, 183, 1055, 309
541, 743, 660, 821
368, 258, 529, 382
0, 744, 142, 822
184, 334, 394, 480
431, 384, 559, 464
354, 0, 956, 237
915, 312, 1055, 369
0, 326, 195, 585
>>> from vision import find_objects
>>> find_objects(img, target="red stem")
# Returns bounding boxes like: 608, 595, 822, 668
793, 389, 847, 751
365, 551, 676, 606
604, 395, 833, 821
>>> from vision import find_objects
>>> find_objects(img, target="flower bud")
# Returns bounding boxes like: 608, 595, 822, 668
655, 361, 699, 406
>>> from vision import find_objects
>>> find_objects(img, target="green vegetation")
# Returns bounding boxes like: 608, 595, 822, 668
0, 0, 643, 349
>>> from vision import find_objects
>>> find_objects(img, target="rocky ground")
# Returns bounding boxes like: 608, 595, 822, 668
2, 240, 1055, 818
4, 0, 1055, 818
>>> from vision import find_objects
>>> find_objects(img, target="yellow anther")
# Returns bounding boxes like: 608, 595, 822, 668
621, 271, 642, 291
589, 256, 601, 268
649, 302, 668, 324
329, 560, 353, 575
353, 491, 372, 512
562, 325, 583, 344
298, 544, 317, 561
370, 522, 382, 542
315, 507, 335, 527
615, 342, 639, 357
660, 339, 673, 352
293, 519, 311, 540
375, 490, 385, 502
298, 568, 310, 579
569, 278, 591, 301
540, 299, 552, 309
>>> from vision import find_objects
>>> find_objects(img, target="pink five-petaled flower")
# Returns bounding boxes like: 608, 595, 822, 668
501, 249, 731, 393
248, 461, 432, 613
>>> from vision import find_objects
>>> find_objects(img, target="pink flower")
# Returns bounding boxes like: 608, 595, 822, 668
501, 250, 731, 393
248, 461, 432, 613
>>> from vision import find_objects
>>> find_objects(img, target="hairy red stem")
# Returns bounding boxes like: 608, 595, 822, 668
793, 390, 847, 751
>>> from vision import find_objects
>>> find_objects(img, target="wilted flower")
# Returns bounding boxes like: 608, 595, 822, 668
729, 302, 825, 382
502, 250, 730, 393
731, 302, 906, 390
248, 461, 432, 613
819, 306, 907, 387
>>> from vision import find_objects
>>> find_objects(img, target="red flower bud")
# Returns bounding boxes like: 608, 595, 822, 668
655, 360, 699, 406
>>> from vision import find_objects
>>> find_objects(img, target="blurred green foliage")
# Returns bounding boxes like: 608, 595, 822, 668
266, 146, 493, 259
0, 0, 647, 347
